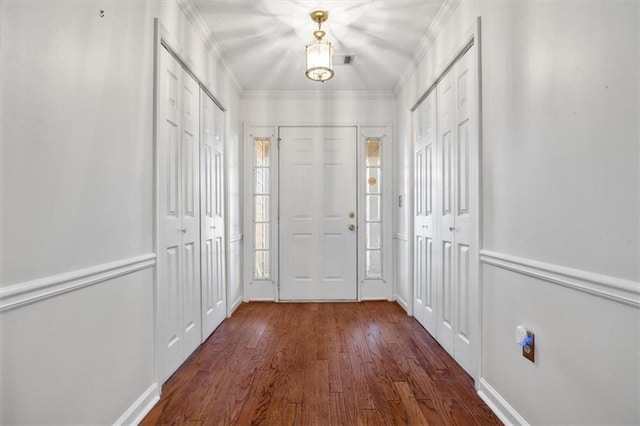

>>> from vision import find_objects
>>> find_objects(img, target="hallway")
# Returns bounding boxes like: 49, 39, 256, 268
141, 302, 500, 424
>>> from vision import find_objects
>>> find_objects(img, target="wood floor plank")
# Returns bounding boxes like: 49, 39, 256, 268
395, 381, 430, 425
141, 302, 501, 426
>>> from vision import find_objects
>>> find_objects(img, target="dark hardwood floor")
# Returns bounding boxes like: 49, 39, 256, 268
141, 301, 501, 425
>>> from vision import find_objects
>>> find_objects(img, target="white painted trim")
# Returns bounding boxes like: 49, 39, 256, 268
395, 294, 410, 313
477, 378, 528, 426
0, 254, 156, 313
392, 233, 409, 242
228, 295, 243, 317
176, 0, 244, 96
480, 250, 640, 308
244, 281, 277, 302
229, 233, 243, 243
113, 383, 160, 426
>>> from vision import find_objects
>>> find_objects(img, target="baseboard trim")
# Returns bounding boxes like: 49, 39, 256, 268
477, 378, 528, 426
480, 250, 640, 308
395, 294, 410, 313
228, 296, 243, 317
0, 254, 157, 312
114, 382, 160, 426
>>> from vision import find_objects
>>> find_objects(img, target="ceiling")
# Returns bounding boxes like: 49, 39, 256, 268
187, 0, 447, 92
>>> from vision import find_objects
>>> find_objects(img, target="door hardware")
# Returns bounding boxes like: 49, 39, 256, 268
348, 212, 355, 218
348, 224, 356, 231
449, 226, 455, 231
180, 228, 187, 233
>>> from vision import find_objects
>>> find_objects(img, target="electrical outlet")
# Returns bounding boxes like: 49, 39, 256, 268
522, 331, 535, 362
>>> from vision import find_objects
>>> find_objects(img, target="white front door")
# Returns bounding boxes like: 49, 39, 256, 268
413, 90, 438, 336
158, 47, 201, 382
279, 126, 358, 300
200, 91, 226, 341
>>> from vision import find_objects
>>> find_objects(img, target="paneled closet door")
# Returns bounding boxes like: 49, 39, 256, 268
200, 91, 226, 341
158, 47, 202, 383
413, 90, 438, 336
436, 45, 478, 377
450, 47, 477, 376
437, 68, 456, 357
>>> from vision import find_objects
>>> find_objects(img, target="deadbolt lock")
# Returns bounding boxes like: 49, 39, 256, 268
348, 212, 355, 218
348, 224, 356, 231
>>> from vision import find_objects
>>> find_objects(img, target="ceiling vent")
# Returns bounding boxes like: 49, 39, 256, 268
334, 55, 355, 66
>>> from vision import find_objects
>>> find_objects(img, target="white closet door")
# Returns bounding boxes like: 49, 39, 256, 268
180, 58, 202, 360
451, 47, 477, 376
437, 69, 456, 357
413, 90, 438, 336
200, 91, 226, 340
436, 45, 478, 376
158, 47, 201, 382
279, 126, 357, 300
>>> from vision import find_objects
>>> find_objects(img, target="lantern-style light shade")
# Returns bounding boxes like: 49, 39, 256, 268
305, 39, 334, 82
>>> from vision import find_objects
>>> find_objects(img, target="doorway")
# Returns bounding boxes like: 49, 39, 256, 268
278, 126, 358, 300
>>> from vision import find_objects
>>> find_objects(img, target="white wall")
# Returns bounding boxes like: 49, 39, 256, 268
0, 0, 242, 423
242, 91, 394, 125
226, 94, 243, 313
393, 87, 413, 312
241, 92, 395, 301
395, 1, 640, 424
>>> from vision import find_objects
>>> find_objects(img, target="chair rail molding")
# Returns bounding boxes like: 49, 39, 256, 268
0, 253, 157, 312
480, 250, 640, 308
392, 233, 409, 242
229, 233, 243, 243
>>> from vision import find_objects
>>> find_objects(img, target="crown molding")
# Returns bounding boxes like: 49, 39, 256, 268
242, 90, 395, 101
392, 0, 461, 96
176, 0, 244, 96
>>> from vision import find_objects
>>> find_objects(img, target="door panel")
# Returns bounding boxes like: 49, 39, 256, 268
159, 47, 184, 381
280, 127, 357, 300
451, 48, 477, 375
158, 47, 201, 382
437, 70, 456, 356
201, 91, 226, 341
180, 68, 201, 357
413, 90, 437, 336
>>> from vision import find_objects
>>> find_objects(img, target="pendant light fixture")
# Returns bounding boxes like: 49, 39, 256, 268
305, 10, 334, 82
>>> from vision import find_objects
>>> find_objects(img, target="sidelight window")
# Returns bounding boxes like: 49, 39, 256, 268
365, 137, 383, 279
254, 138, 271, 280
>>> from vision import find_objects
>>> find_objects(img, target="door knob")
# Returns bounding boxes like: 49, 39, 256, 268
449, 226, 455, 231
348, 224, 356, 231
